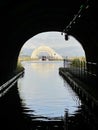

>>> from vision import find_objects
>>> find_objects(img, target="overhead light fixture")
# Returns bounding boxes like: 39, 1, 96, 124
62, 0, 90, 35
65, 33, 69, 41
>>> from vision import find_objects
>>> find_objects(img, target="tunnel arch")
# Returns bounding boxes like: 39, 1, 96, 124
20, 31, 86, 60
0, 0, 98, 82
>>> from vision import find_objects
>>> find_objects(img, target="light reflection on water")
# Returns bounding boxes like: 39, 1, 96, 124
18, 61, 82, 121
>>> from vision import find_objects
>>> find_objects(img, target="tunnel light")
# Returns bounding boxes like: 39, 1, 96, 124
63, 0, 90, 34
78, 15, 81, 18
73, 21, 76, 24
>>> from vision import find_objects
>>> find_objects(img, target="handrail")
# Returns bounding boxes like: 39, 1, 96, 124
63, 59, 97, 86
0, 71, 24, 98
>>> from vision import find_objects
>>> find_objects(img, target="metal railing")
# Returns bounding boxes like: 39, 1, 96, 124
0, 71, 24, 98
63, 59, 97, 86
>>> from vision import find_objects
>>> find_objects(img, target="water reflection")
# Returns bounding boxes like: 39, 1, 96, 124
0, 61, 98, 130
31, 61, 57, 74
17, 61, 98, 130
18, 61, 82, 120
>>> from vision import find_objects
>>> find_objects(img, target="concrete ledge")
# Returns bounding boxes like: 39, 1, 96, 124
0, 71, 24, 98
59, 67, 98, 112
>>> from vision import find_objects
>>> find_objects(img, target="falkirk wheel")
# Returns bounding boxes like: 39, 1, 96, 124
31, 45, 63, 60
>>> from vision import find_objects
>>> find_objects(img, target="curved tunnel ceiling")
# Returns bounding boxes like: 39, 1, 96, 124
0, 0, 98, 78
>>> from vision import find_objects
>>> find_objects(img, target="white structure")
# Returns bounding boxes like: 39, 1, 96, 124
31, 45, 63, 60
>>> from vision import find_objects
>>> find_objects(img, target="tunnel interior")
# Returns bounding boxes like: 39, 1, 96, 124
0, 0, 98, 83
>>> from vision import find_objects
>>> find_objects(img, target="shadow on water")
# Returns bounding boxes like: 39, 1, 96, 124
0, 83, 32, 130
65, 105, 98, 130
0, 82, 98, 130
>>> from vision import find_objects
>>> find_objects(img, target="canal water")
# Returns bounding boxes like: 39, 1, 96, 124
17, 61, 98, 130
18, 61, 81, 120
0, 61, 98, 130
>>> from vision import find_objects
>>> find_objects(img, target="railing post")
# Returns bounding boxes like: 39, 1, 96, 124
79, 60, 82, 79
63, 59, 66, 68
83, 61, 86, 81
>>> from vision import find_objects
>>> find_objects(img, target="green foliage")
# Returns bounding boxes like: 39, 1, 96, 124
71, 58, 80, 67
71, 57, 86, 67
18, 56, 31, 61
16, 61, 24, 73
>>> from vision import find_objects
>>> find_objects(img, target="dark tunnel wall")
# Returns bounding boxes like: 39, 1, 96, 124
0, 0, 98, 83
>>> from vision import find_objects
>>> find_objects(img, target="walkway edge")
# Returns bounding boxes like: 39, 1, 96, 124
59, 67, 98, 112
0, 71, 24, 98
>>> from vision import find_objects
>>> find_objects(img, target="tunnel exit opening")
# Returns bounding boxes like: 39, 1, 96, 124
18, 31, 86, 63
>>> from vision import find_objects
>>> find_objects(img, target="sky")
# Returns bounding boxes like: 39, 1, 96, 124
20, 31, 85, 58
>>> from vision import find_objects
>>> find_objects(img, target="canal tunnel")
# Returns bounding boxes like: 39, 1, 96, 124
0, 1, 98, 130
0, 0, 98, 85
